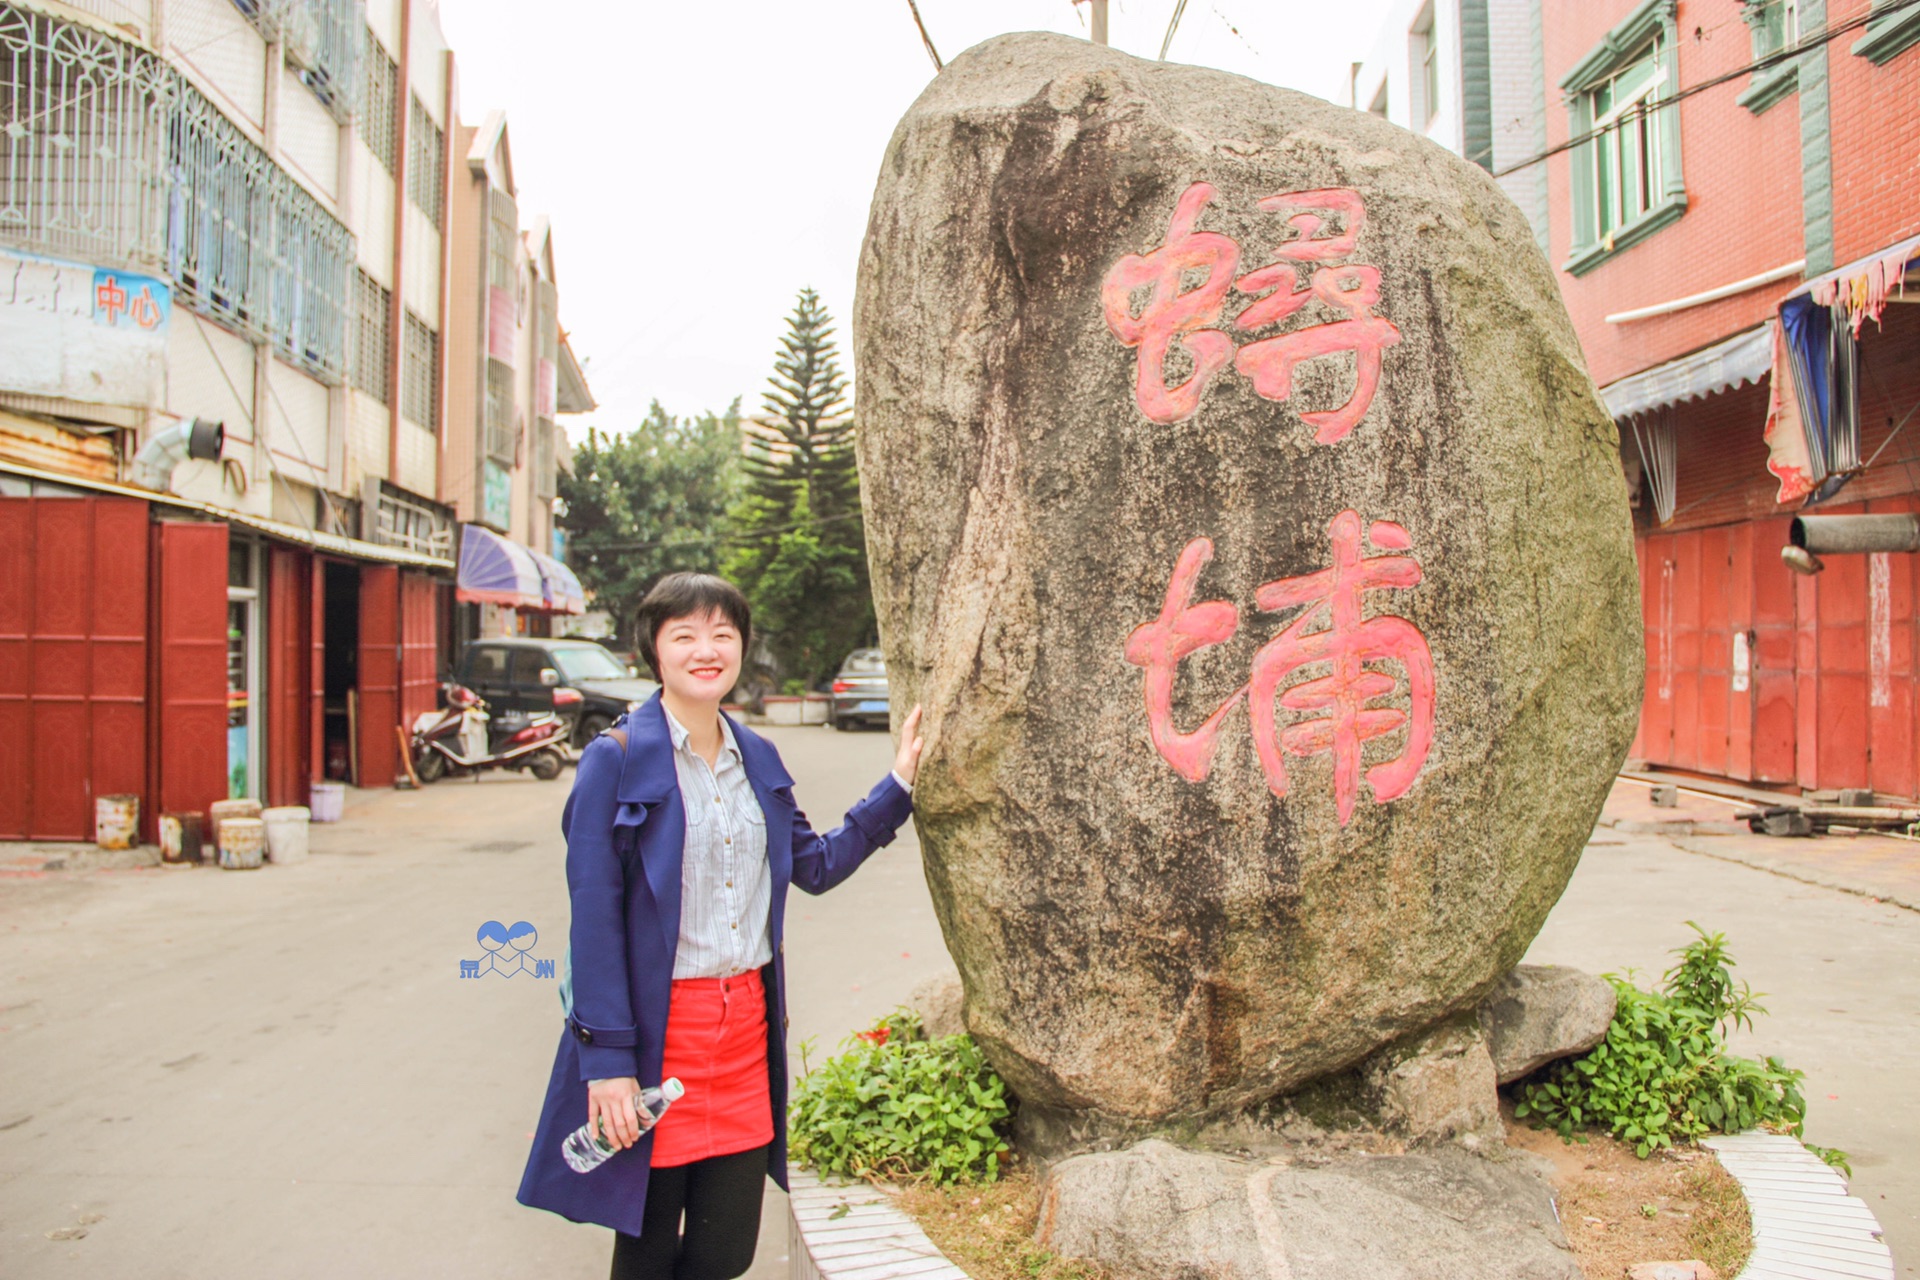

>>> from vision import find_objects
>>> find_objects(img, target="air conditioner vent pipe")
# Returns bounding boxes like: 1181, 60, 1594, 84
1789, 514, 1920, 556
130, 417, 224, 493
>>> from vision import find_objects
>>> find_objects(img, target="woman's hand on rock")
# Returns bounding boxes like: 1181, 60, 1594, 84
586, 1076, 652, 1148
893, 705, 925, 786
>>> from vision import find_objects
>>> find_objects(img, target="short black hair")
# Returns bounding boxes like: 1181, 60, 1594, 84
634, 573, 752, 681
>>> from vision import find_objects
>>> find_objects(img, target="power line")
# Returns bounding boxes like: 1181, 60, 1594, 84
905, 0, 943, 71
1482, 0, 1917, 177
1160, 0, 1190, 59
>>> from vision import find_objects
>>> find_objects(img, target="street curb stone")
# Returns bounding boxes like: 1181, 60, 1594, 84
787, 1168, 967, 1280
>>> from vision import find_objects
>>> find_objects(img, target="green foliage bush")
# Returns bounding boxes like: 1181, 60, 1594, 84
789, 1009, 1013, 1186
1516, 924, 1810, 1158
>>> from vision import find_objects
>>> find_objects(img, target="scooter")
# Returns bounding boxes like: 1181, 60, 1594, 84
410, 682, 577, 783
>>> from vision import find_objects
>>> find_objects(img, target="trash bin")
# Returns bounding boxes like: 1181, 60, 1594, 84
308, 782, 345, 823
159, 812, 204, 864
218, 817, 266, 870
263, 806, 311, 865
208, 799, 262, 855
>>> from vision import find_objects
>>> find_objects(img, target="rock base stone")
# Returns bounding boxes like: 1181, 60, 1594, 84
1479, 965, 1618, 1084
1037, 1137, 1582, 1280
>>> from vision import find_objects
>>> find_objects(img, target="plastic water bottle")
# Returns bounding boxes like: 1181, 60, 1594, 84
561, 1079, 686, 1173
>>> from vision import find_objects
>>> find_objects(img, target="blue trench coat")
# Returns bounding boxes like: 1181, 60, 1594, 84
515, 693, 914, 1236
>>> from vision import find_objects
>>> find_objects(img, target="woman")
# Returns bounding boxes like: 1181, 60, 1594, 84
516, 572, 923, 1279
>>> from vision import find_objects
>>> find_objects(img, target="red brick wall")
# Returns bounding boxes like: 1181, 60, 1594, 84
1543, 0, 1804, 387
1826, 0, 1920, 265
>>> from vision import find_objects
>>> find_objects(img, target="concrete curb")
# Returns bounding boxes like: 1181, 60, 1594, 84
1702, 1131, 1894, 1279
787, 1168, 967, 1280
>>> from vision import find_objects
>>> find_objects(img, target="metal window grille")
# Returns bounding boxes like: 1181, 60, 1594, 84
484, 360, 515, 462
402, 308, 436, 426
359, 32, 395, 172
534, 418, 555, 499
350, 267, 388, 402
1, 6, 352, 382
228, 0, 362, 122
406, 94, 441, 229
0, 9, 171, 265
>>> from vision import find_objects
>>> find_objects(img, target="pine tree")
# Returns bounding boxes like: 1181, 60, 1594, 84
724, 289, 873, 690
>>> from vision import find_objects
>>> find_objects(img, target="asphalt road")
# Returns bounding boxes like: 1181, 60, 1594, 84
0, 730, 1913, 1277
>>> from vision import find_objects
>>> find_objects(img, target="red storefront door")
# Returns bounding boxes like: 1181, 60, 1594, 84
149, 520, 229, 829
267, 547, 313, 808
357, 565, 400, 788
0, 497, 150, 840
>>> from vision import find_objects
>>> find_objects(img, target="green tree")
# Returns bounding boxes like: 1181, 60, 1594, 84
558, 399, 742, 649
724, 288, 873, 688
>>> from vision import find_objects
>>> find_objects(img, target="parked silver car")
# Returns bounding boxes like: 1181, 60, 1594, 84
829, 649, 890, 730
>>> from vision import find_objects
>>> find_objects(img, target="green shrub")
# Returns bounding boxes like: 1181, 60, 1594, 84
789, 1008, 1013, 1185
1515, 924, 1812, 1158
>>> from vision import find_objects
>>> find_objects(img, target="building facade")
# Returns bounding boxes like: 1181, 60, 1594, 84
0, 0, 591, 842
1356, 0, 1920, 797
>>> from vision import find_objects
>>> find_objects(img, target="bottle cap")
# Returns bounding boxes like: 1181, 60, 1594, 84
661, 1077, 686, 1102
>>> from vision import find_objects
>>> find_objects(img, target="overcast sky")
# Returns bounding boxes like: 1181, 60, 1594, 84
436, 0, 1394, 441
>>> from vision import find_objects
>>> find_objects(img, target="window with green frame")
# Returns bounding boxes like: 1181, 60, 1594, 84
1560, 0, 1686, 276
1737, 0, 1799, 115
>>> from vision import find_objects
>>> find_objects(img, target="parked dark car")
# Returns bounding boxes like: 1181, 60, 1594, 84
829, 648, 890, 730
454, 638, 660, 747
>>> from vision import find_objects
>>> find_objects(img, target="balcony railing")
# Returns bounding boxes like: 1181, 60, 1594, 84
0, 4, 352, 383
231, 0, 362, 121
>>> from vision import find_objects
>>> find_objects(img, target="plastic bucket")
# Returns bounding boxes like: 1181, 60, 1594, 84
218, 817, 266, 870
159, 812, 204, 864
94, 794, 139, 850
308, 782, 345, 823
207, 799, 262, 853
262, 806, 310, 865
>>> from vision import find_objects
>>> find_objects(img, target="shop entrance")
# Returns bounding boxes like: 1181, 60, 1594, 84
322, 560, 360, 783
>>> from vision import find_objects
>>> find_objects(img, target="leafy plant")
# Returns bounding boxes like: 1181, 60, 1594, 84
789, 1008, 1013, 1186
1515, 923, 1822, 1158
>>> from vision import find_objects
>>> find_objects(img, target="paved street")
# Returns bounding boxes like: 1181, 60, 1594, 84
0, 734, 1915, 1277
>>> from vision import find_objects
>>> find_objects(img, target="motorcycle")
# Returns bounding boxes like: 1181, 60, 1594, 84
410, 682, 578, 783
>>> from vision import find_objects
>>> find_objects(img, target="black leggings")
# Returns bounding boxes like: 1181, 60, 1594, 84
609, 1145, 768, 1280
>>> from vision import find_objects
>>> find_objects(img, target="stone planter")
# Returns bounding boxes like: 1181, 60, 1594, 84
802, 694, 831, 725
762, 696, 805, 727
787, 1168, 966, 1280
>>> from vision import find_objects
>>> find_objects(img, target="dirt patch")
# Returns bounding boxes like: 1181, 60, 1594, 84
887, 1169, 1111, 1280
1504, 1105, 1753, 1279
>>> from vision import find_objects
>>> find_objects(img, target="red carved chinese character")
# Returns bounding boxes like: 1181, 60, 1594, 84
1124, 537, 1247, 781
95, 276, 127, 325
1231, 189, 1402, 445
1246, 510, 1434, 825
128, 286, 160, 330
1102, 182, 1241, 426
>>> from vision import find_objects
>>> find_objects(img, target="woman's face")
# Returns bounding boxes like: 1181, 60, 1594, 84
653, 608, 742, 705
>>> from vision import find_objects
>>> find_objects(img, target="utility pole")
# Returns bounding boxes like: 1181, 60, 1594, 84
1091, 0, 1108, 46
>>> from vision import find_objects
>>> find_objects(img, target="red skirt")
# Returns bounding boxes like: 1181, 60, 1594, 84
650, 970, 775, 1168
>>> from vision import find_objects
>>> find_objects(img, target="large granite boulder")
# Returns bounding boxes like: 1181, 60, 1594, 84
1035, 1139, 1583, 1280
855, 33, 1640, 1124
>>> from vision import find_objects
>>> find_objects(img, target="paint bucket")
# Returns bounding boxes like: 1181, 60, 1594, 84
159, 811, 204, 864
262, 806, 310, 865
94, 795, 139, 850
218, 817, 266, 870
207, 799, 262, 853
308, 782, 345, 824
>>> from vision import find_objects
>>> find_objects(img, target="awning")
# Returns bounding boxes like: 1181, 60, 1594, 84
0, 456, 453, 569
456, 524, 546, 608
1599, 325, 1775, 420
529, 548, 585, 616
1787, 231, 1920, 335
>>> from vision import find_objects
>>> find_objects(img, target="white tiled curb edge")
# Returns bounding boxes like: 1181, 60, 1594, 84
790, 1134, 1897, 1280
788, 1168, 967, 1280
1701, 1131, 1894, 1280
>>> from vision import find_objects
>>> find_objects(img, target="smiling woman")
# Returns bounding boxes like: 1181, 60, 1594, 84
515, 569, 926, 1280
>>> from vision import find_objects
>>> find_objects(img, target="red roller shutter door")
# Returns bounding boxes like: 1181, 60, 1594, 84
358, 564, 400, 788
1749, 517, 1798, 784
0, 498, 150, 840
149, 520, 228, 825
267, 547, 312, 807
